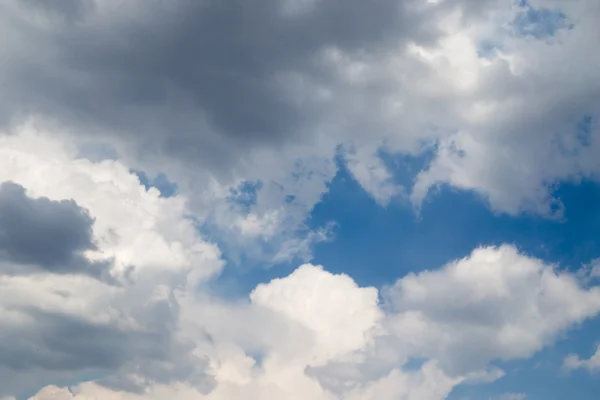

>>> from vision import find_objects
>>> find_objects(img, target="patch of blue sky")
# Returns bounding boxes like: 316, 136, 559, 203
203, 251, 299, 299
577, 115, 594, 147
377, 147, 436, 194
553, 114, 596, 159
211, 153, 600, 294
477, 39, 504, 59
402, 356, 429, 372
310, 166, 600, 287
226, 180, 262, 210
475, 1, 573, 63
132, 170, 178, 198
513, 0, 573, 40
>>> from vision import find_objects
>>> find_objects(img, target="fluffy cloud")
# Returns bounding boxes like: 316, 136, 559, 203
409, 0, 600, 215
250, 264, 383, 364
21, 244, 600, 399
0, 127, 222, 397
1, 129, 598, 399
0, 125, 221, 281
385, 245, 600, 374
564, 345, 600, 374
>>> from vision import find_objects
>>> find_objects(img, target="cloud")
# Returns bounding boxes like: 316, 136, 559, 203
0, 131, 595, 397
409, 0, 600, 215
384, 245, 600, 374
0, 0, 437, 262
2, 0, 600, 266
0, 126, 222, 397
345, 146, 404, 205
0, 181, 109, 278
250, 264, 383, 364
564, 344, 600, 374
0, 0, 435, 175
20, 245, 600, 400
0, 270, 220, 397
0, 126, 222, 281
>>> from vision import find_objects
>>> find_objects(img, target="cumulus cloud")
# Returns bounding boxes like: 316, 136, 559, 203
384, 245, 600, 374
0, 127, 222, 397
250, 264, 383, 364
0, 126, 222, 281
409, 0, 600, 215
564, 344, 600, 374
19, 244, 600, 399
1, 128, 599, 399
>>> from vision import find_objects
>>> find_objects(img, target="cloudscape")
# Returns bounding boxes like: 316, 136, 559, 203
1, 0, 600, 399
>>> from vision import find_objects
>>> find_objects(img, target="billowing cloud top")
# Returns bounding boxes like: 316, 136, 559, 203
1, 0, 600, 399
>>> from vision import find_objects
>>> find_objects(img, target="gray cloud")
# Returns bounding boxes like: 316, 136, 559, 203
0, 181, 109, 278
0, 298, 213, 397
2, 0, 599, 219
0, 0, 438, 178
0, 310, 131, 372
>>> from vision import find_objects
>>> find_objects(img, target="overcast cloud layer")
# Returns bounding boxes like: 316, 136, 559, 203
1, 0, 600, 399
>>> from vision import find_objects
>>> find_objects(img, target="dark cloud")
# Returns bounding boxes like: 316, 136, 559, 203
0, 310, 131, 372
0, 0, 439, 177
0, 181, 109, 278
0, 302, 213, 397
95, 290, 215, 394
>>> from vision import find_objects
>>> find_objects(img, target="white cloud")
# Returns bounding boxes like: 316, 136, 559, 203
0, 124, 223, 396
385, 245, 600, 374
24, 245, 600, 400
250, 264, 384, 365
0, 122, 222, 282
27, 387, 74, 400
345, 147, 403, 206
342, 362, 461, 400
408, 0, 600, 215
564, 344, 600, 374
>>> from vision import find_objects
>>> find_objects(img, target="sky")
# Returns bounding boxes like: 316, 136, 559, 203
1, 0, 600, 399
